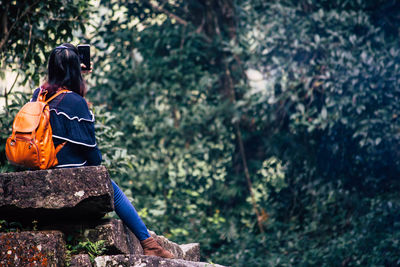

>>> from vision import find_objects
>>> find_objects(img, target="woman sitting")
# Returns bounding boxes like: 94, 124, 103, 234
30, 43, 174, 259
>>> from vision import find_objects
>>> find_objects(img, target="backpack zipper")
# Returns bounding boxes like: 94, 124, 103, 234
15, 136, 40, 165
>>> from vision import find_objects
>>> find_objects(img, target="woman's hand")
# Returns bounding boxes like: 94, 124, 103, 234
81, 62, 93, 74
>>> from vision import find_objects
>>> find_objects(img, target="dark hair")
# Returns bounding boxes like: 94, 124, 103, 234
43, 43, 86, 97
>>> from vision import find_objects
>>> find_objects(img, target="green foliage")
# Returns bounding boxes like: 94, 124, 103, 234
92, 104, 136, 185
229, 0, 400, 266
213, 184, 400, 266
0, 0, 92, 85
0, 220, 23, 233
66, 239, 107, 264
0, 92, 29, 172
240, 0, 400, 191
90, 1, 237, 247
86, 0, 400, 266
0, 219, 45, 233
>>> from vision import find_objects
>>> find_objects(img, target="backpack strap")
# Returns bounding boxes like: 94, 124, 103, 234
41, 89, 70, 154
37, 86, 47, 102
44, 89, 70, 104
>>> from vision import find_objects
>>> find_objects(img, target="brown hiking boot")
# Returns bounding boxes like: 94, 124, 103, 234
140, 237, 175, 259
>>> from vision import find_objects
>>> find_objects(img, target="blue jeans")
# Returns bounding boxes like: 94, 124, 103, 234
111, 180, 150, 241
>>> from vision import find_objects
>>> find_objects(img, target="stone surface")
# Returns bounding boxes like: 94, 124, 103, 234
69, 254, 92, 267
94, 255, 228, 267
150, 231, 184, 259
84, 218, 129, 254
123, 222, 144, 255
0, 167, 218, 266
0, 230, 66, 267
180, 243, 200, 262
0, 166, 114, 222
84, 218, 142, 255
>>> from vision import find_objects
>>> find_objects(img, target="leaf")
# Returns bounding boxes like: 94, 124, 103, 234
321, 107, 327, 119
297, 103, 305, 114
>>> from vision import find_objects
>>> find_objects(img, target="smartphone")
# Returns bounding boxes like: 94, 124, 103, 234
77, 44, 91, 71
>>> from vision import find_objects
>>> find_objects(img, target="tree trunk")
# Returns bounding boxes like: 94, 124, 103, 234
190, 0, 265, 233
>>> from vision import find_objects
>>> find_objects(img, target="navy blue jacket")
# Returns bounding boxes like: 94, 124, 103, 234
32, 88, 102, 168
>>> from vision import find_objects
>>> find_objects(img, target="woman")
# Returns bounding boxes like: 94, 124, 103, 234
31, 43, 174, 259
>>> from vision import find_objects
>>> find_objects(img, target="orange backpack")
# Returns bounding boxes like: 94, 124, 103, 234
6, 89, 69, 169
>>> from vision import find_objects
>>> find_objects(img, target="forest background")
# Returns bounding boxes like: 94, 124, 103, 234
1, 0, 399, 266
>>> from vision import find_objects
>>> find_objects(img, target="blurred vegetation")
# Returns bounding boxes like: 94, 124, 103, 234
0, 0, 91, 87
1, 0, 400, 266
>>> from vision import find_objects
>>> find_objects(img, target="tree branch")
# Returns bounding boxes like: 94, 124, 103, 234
213, 0, 265, 233
49, 16, 80, 22
148, 1, 188, 26
225, 63, 265, 234
0, 2, 10, 51
235, 122, 265, 234
22, 17, 33, 62
1, 2, 9, 38
4, 72, 19, 111
147, 1, 212, 43
0, 0, 41, 51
